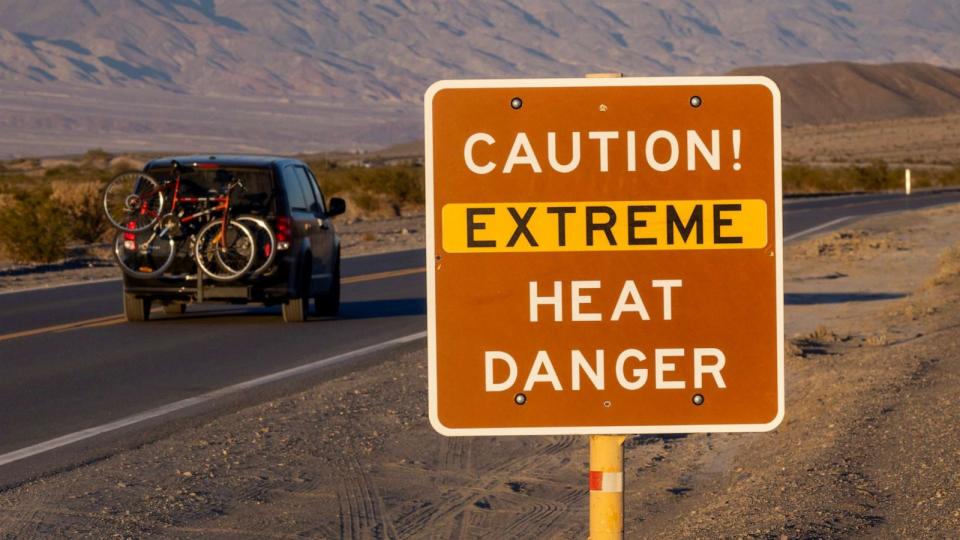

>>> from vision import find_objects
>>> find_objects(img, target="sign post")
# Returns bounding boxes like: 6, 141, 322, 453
589, 434, 626, 538
425, 76, 783, 535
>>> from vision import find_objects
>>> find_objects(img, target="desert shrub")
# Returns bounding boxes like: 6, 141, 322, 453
44, 164, 82, 178
925, 165, 960, 188
784, 161, 903, 194
0, 190, 70, 263
352, 192, 380, 212
310, 163, 425, 217
83, 148, 112, 163
783, 164, 836, 193
851, 161, 898, 191
51, 180, 108, 243
379, 167, 425, 205
43, 163, 113, 183
0, 171, 37, 193
108, 156, 146, 171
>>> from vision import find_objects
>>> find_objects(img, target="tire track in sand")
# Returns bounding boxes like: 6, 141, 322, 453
336, 456, 398, 539
393, 435, 580, 537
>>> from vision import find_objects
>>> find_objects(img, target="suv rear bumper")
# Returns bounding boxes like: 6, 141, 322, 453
123, 256, 295, 304
124, 282, 292, 303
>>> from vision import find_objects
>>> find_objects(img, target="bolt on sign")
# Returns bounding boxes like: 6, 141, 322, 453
426, 77, 783, 436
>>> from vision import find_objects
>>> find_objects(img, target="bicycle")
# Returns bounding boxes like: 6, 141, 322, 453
102, 160, 211, 232
107, 162, 264, 281
233, 215, 277, 277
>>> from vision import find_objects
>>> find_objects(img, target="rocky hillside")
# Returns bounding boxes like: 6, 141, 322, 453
1, 1, 959, 156
733, 62, 960, 126
1, 0, 959, 104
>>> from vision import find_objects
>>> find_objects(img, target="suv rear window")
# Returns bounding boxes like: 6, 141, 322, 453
145, 165, 276, 216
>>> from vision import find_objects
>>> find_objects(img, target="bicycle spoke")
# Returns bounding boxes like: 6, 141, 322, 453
195, 221, 256, 280
104, 172, 164, 232
113, 225, 176, 278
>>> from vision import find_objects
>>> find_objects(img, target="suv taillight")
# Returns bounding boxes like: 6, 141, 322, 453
275, 216, 292, 249
123, 221, 137, 250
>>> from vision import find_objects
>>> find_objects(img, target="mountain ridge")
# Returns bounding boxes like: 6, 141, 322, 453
1, 1, 959, 156
731, 62, 960, 126
2, 1, 959, 104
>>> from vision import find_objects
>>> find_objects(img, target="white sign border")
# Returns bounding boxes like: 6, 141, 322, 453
425, 76, 784, 436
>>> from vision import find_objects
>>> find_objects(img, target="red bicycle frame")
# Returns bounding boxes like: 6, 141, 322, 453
136, 166, 239, 249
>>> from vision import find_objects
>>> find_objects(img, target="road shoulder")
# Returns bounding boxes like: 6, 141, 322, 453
1, 205, 960, 537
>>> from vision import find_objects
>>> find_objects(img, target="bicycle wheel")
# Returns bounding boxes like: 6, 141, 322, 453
103, 171, 164, 232
194, 220, 256, 281
113, 225, 176, 279
235, 216, 277, 276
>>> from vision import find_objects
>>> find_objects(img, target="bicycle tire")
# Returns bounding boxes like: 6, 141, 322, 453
112, 226, 176, 279
194, 220, 256, 281
235, 215, 277, 277
103, 171, 164, 232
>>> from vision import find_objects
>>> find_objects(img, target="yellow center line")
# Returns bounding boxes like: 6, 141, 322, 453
0, 266, 427, 343
0, 314, 127, 343
60, 316, 128, 332
342, 266, 425, 284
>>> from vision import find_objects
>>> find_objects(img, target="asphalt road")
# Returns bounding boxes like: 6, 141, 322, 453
1, 189, 959, 481
783, 188, 960, 240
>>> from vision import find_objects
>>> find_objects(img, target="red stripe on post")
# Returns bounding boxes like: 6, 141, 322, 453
589, 470, 604, 491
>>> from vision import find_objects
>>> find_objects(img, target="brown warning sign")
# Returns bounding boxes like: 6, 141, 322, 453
426, 77, 783, 436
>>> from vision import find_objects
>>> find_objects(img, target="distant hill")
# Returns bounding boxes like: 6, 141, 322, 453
2, 1, 959, 105
1, 1, 959, 156
731, 62, 960, 126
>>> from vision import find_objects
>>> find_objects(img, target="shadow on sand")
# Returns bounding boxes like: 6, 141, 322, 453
784, 292, 905, 305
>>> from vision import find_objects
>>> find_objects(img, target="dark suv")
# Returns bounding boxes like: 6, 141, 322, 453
121, 155, 345, 323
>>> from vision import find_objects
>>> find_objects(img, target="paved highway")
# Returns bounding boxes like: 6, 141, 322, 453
783, 188, 960, 241
1, 189, 959, 483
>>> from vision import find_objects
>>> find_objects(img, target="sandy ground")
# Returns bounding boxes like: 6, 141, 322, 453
2, 205, 960, 537
783, 113, 960, 165
0, 215, 426, 293
337, 215, 425, 259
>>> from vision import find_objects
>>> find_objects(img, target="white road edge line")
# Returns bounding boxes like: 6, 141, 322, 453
0, 330, 427, 467
783, 216, 852, 243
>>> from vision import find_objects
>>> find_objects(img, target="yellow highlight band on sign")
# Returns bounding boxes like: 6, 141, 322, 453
442, 199, 768, 253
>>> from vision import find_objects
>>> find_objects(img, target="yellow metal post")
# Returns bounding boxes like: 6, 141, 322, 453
589, 434, 626, 539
